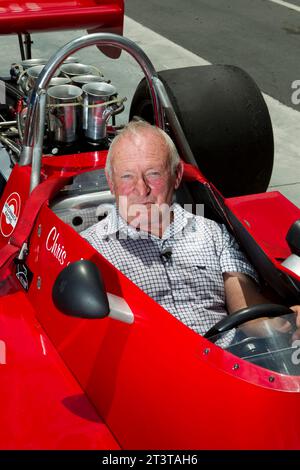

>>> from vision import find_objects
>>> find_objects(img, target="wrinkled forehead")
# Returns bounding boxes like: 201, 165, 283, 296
111, 129, 170, 169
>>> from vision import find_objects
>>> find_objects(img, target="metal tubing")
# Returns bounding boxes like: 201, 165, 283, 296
18, 34, 25, 61
20, 33, 191, 193
0, 121, 17, 127
0, 134, 21, 156
20, 33, 166, 191
30, 91, 47, 192
153, 77, 199, 168
24, 33, 32, 60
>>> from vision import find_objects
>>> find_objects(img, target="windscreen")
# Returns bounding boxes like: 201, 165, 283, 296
209, 313, 300, 376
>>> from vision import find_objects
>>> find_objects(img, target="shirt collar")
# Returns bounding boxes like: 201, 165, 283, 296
95, 203, 194, 240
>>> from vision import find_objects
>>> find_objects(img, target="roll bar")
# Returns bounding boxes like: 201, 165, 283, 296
19, 33, 198, 192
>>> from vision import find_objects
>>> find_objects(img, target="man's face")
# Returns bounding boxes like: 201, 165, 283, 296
106, 129, 183, 228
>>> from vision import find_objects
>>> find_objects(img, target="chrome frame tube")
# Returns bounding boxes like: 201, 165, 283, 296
0, 134, 21, 157
19, 33, 193, 192
30, 91, 47, 192
153, 77, 198, 168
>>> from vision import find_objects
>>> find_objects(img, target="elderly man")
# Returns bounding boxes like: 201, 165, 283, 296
81, 121, 300, 338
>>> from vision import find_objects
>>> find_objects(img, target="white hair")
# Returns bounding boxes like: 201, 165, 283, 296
105, 120, 180, 177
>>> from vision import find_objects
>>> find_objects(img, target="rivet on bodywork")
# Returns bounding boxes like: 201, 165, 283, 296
269, 376, 275, 383
203, 348, 210, 355
37, 225, 42, 237
37, 276, 42, 289
232, 363, 239, 370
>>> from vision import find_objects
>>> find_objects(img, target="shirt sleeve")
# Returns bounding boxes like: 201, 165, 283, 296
210, 221, 260, 285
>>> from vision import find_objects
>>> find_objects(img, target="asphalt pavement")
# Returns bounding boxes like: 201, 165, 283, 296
126, 0, 300, 109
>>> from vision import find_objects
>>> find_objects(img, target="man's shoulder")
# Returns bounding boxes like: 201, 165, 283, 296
81, 204, 117, 240
190, 210, 224, 235
173, 203, 223, 236
80, 222, 98, 239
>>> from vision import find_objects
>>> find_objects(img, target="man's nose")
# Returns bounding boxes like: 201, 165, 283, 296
135, 177, 151, 196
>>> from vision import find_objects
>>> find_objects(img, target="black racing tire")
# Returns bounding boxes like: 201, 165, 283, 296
129, 65, 274, 197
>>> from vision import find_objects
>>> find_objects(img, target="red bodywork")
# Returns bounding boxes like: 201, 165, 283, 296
0, 151, 300, 449
0, 1, 124, 58
0, 0, 124, 34
0, 0, 300, 451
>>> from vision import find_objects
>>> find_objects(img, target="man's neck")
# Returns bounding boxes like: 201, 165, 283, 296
120, 205, 174, 239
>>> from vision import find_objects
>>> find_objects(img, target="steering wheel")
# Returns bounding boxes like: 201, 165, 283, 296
204, 303, 295, 341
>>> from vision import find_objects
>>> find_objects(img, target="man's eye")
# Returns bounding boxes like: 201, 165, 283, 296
121, 174, 132, 179
147, 172, 161, 178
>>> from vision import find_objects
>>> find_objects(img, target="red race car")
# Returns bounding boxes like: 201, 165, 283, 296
0, 0, 299, 450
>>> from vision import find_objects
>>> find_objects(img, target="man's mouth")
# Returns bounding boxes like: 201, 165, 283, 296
135, 201, 155, 206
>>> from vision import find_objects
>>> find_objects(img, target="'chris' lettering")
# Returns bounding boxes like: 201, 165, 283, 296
46, 226, 67, 265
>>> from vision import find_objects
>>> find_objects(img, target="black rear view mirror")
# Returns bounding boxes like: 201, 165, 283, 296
52, 260, 110, 319
286, 219, 300, 257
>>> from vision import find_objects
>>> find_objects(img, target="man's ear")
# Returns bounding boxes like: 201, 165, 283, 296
174, 161, 184, 190
105, 171, 115, 194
